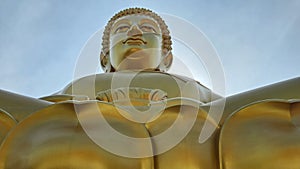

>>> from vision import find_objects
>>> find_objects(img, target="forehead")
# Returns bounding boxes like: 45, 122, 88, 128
112, 14, 160, 27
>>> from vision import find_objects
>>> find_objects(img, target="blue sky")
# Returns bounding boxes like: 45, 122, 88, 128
0, 0, 299, 97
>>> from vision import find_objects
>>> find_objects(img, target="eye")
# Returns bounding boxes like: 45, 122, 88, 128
140, 25, 157, 33
114, 25, 130, 33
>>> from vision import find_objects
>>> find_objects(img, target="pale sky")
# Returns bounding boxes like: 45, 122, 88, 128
0, 0, 299, 98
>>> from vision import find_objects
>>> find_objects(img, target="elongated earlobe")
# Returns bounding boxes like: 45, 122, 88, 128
160, 52, 173, 72
100, 52, 111, 72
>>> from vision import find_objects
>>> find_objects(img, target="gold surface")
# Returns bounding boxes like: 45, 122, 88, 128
40, 94, 89, 103
0, 109, 16, 144
146, 105, 219, 169
109, 15, 163, 71
0, 89, 52, 122
1, 77, 299, 168
0, 102, 154, 169
100, 8, 172, 72
61, 72, 216, 103
0, 6, 300, 168
220, 101, 300, 169
201, 77, 300, 124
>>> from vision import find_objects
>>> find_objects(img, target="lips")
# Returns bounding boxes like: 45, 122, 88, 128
122, 37, 147, 45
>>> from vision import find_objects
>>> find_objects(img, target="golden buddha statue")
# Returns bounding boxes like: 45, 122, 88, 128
0, 7, 300, 169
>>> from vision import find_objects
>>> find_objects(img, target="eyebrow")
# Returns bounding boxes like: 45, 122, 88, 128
140, 19, 160, 31
113, 19, 130, 28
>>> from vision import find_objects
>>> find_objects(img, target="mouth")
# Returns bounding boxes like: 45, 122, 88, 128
124, 48, 144, 59
122, 37, 147, 45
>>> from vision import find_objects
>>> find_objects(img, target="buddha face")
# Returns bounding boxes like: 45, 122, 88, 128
109, 15, 163, 71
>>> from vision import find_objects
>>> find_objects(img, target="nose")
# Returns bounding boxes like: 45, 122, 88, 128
127, 25, 142, 37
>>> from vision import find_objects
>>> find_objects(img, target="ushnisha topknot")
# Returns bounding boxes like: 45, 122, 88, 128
100, 7, 173, 72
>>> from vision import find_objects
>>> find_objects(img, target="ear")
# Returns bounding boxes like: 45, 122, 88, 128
100, 52, 111, 72
161, 52, 173, 72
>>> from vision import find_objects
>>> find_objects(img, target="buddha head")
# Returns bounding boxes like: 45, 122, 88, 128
100, 8, 173, 72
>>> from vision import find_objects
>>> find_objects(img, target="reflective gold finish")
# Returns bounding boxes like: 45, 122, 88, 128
0, 7, 300, 169
217, 77, 300, 124
0, 102, 154, 169
0, 89, 52, 122
109, 15, 163, 71
0, 109, 16, 144
61, 72, 215, 103
146, 105, 220, 169
101, 8, 172, 72
220, 101, 300, 169
40, 94, 89, 103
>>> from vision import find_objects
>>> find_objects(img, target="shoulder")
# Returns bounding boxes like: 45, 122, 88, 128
59, 71, 219, 103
